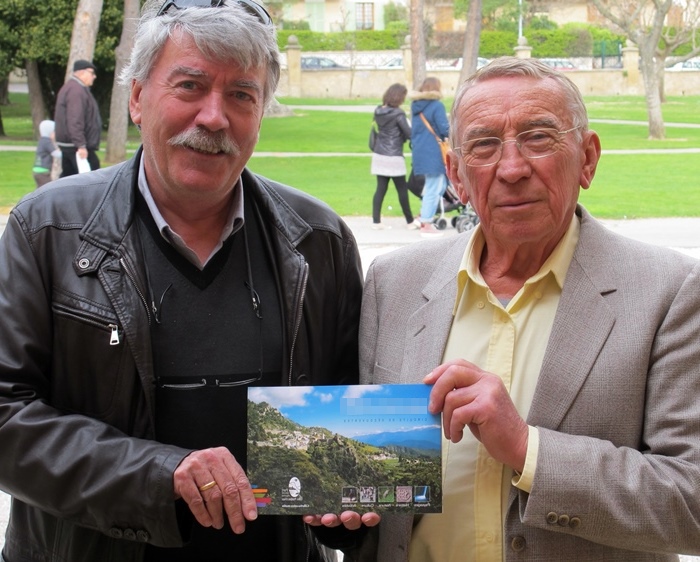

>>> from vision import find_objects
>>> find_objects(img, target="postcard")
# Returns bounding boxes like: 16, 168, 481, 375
246, 383, 442, 515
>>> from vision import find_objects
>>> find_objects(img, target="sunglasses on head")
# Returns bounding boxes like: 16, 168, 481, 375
156, 0, 272, 26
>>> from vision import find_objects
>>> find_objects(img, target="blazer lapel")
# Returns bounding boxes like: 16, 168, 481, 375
401, 237, 468, 382
528, 210, 617, 429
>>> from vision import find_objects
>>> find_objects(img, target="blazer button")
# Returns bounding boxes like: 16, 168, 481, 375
558, 514, 570, 526
295, 374, 309, 385
510, 535, 526, 552
109, 527, 123, 539
136, 530, 150, 542
546, 512, 558, 524
569, 517, 581, 529
124, 528, 137, 541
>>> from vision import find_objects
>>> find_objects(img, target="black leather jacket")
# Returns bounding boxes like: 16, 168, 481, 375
0, 151, 363, 561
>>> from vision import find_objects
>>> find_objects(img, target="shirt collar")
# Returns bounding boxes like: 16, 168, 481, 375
136, 153, 243, 268
456, 214, 581, 305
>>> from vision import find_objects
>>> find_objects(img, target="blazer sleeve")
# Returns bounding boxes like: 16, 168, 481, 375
516, 250, 700, 554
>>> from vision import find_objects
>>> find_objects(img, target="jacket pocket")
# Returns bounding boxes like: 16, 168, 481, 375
51, 296, 130, 419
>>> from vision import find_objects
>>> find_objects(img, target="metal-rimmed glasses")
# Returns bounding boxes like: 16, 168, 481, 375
456, 126, 580, 167
156, 0, 273, 26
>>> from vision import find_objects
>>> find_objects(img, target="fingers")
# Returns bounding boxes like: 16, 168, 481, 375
424, 359, 481, 416
422, 360, 529, 471
173, 447, 257, 534
302, 511, 381, 530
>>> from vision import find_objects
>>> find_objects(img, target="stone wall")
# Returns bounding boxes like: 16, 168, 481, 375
278, 42, 700, 99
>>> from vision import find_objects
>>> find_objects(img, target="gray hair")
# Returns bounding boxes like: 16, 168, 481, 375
119, 0, 280, 107
449, 56, 588, 147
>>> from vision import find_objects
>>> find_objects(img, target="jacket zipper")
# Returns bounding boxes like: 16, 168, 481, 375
119, 257, 152, 326
288, 262, 309, 386
53, 304, 123, 346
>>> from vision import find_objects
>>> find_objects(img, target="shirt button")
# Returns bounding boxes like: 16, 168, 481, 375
485, 531, 495, 543
477, 301, 485, 309
535, 290, 543, 299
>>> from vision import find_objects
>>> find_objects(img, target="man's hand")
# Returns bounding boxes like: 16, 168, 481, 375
424, 359, 529, 472
173, 447, 257, 534
303, 511, 381, 530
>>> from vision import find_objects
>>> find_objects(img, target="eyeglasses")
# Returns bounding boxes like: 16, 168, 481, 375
456, 127, 580, 167
156, 0, 272, 26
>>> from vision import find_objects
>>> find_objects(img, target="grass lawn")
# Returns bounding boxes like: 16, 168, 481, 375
1, 93, 699, 218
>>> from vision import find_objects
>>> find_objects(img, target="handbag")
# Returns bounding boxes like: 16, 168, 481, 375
419, 113, 450, 165
368, 120, 378, 151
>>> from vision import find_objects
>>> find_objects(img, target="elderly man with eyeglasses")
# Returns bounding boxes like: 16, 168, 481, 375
357, 57, 700, 561
0, 1, 377, 560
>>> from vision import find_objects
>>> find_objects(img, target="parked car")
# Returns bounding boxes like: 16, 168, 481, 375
539, 58, 577, 71
450, 57, 491, 70
301, 56, 347, 69
667, 59, 700, 71
380, 56, 403, 68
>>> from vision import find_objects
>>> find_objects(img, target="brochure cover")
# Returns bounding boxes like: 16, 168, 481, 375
247, 384, 442, 515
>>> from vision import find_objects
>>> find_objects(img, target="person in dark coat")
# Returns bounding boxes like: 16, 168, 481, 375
370, 83, 418, 230
54, 59, 102, 176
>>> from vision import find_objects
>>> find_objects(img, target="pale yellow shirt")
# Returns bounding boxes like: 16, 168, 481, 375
409, 215, 580, 562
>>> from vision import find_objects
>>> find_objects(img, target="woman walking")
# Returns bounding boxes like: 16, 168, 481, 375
370, 83, 419, 230
410, 77, 449, 237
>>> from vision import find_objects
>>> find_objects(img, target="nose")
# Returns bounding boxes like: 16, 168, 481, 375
194, 92, 229, 132
495, 139, 531, 182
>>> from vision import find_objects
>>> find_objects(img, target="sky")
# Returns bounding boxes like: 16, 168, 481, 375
248, 384, 441, 438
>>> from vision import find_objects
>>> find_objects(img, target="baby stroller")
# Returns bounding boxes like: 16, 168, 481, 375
407, 170, 479, 232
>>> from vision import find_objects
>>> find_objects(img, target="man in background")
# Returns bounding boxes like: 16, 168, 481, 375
54, 58, 102, 176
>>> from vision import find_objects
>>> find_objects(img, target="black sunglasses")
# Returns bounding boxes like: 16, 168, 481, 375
156, 0, 272, 26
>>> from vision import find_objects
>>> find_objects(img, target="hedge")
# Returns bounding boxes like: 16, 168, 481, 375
279, 25, 628, 59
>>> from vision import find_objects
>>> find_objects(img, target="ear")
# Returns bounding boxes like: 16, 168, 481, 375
129, 80, 143, 126
446, 149, 469, 204
579, 130, 601, 190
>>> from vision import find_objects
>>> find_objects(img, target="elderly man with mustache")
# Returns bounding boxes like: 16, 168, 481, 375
0, 1, 375, 561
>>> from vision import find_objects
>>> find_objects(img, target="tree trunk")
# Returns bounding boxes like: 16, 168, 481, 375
459, 0, 482, 84
65, 0, 105, 83
639, 48, 665, 140
105, 0, 139, 164
26, 60, 49, 140
410, 0, 426, 90
0, 77, 8, 106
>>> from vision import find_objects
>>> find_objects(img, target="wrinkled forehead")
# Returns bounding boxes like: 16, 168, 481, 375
455, 76, 566, 136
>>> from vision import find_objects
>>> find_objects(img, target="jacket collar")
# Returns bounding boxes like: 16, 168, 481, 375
75, 148, 312, 273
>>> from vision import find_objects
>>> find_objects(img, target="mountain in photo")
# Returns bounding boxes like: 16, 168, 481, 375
352, 427, 440, 452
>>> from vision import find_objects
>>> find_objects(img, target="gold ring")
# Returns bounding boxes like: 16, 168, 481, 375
198, 480, 217, 492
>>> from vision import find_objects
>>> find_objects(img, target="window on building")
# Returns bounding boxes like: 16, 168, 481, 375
356, 3, 374, 30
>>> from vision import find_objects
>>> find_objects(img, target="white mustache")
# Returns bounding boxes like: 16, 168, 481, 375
168, 128, 239, 156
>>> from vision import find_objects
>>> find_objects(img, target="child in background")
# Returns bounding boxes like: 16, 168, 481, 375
33, 120, 61, 188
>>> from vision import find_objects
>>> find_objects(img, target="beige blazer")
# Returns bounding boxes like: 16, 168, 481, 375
356, 206, 700, 561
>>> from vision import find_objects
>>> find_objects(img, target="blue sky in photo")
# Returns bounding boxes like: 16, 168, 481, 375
248, 384, 441, 438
